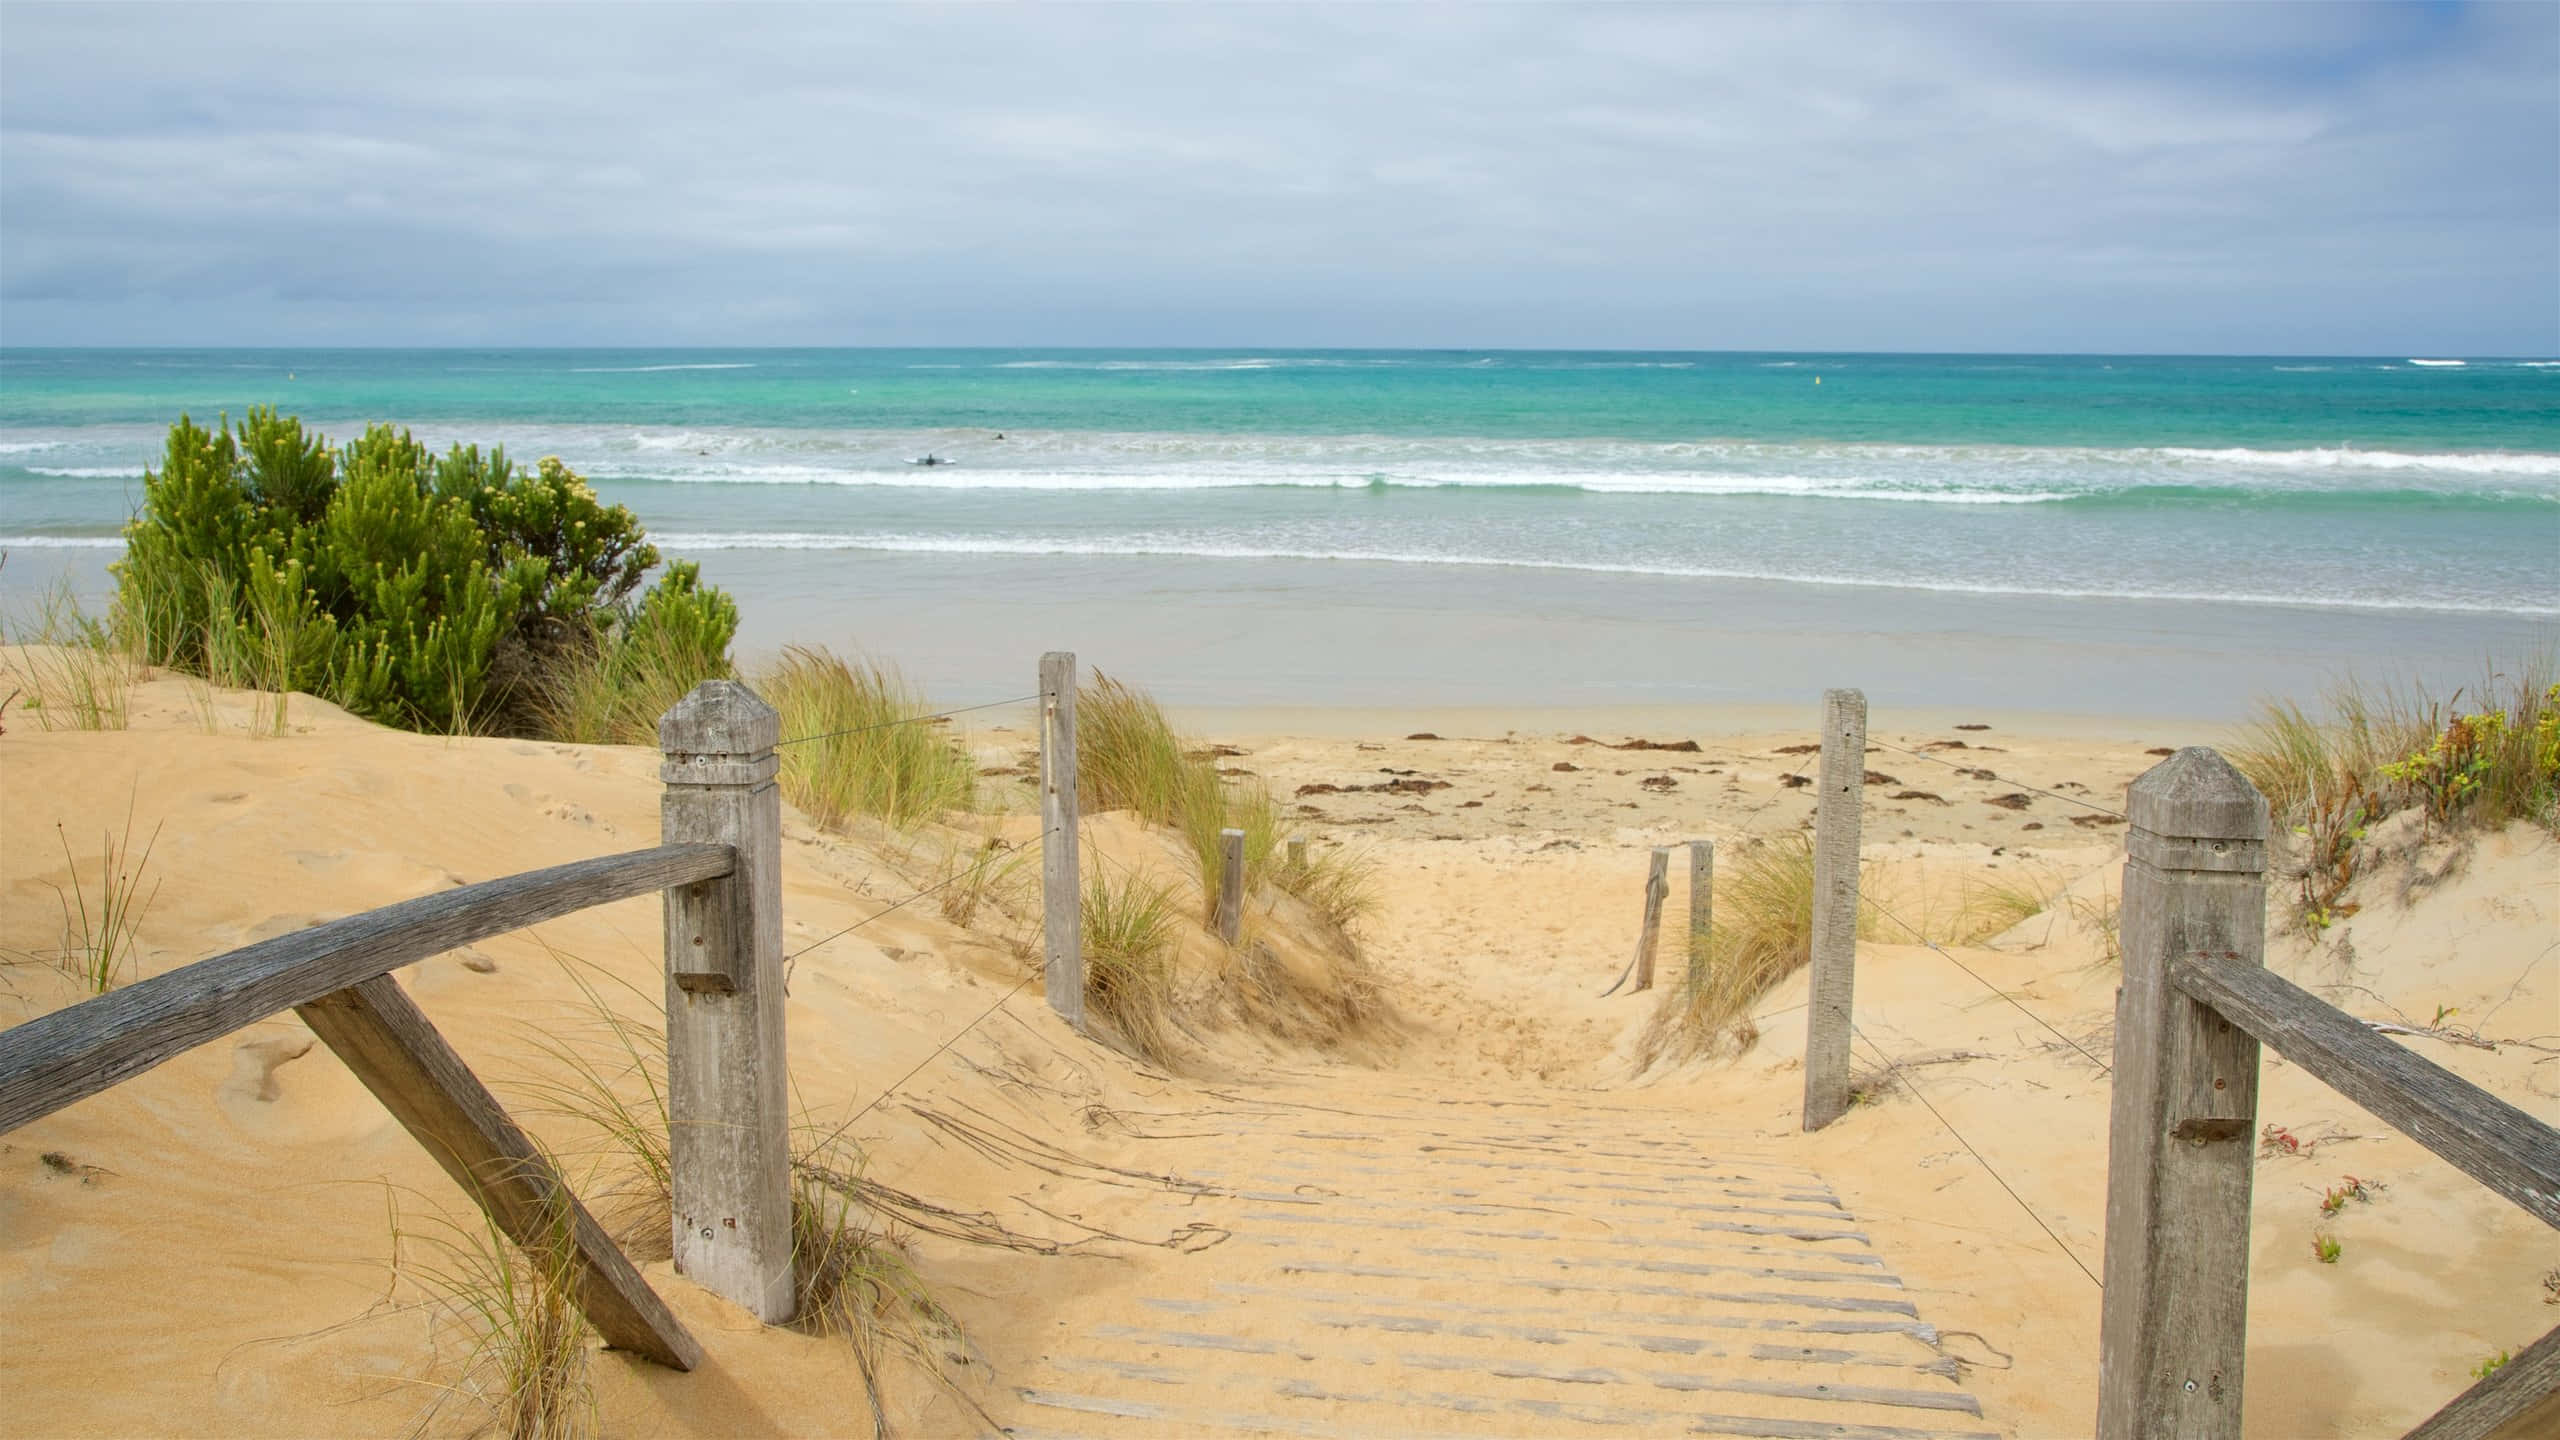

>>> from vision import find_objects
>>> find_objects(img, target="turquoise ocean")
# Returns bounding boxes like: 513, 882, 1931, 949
4, 348, 2555, 719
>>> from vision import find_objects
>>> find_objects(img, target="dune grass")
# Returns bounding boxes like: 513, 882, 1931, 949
541, 639, 982, 836
2236, 662, 2558, 831
1080, 867, 1185, 1065
535, 619, 728, 750
509, 953, 970, 1433
1075, 672, 1371, 935
1225, 928, 1391, 1053
1637, 832, 1879, 1069
1953, 871, 2057, 945
2067, 889, 2123, 969
1074, 674, 1234, 893
389, 1190, 594, 1440
1273, 838, 1380, 942
932, 834, 1035, 933
2, 575, 134, 732
2235, 661, 2557, 928
42, 795, 163, 994
784, 1137, 973, 1439
760, 646, 978, 831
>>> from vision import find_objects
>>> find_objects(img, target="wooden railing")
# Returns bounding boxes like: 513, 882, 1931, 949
2096, 748, 2560, 1440
0, 678, 803, 1370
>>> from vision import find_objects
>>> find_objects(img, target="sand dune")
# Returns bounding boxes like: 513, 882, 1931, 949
3, 669, 2552, 1436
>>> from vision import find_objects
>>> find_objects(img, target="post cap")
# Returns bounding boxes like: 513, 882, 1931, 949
658, 679, 780, 755
2127, 746, 2268, 841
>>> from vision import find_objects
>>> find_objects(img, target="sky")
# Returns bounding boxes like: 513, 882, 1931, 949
1, 2, 2554, 354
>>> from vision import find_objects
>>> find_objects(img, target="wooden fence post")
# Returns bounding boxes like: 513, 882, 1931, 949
1802, 687, 1865, 1131
1687, 839, 1714, 992
1041, 652, 1084, 1031
2097, 747, 2269, 1440
1632, 846, 1670, 992
659, 680, 795, 1324
1288, 838, 1307, 871
1217, 827, 1247, 943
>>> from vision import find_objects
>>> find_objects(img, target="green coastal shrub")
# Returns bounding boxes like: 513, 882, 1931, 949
115, 409, 734, 736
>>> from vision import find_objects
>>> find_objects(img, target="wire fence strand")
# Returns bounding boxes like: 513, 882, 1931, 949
775, 692, 1042, 749
786, 825, 1051, 963
1857, 890, 2113, 1076
1865, 735, 2130, 822
844, 971, 1043, 1127
1851, 1022, 2104, 1291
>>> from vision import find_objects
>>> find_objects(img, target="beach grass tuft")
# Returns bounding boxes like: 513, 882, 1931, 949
3, 575, 134, 732
1953, 871, 2055, 945
785, 1139, 972, 1439
2236, 660, 2558, 927
45, 795, 163, 993
1274, 838, 1380, 942
760, 646, 978, 830
388, 1189, 594, 1440
512, 953, 974, 1432
2067, 889, 2123, 969
1638, 832, 1875, 1069
534, 618, 729, 750
1081, 867, 1186, 1065
1074, 671, 1376, 938
1225, 927, 1391, 1052
933, 833, 1034, 932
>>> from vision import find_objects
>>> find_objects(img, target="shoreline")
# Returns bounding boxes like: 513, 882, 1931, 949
8, 542, 2553, 726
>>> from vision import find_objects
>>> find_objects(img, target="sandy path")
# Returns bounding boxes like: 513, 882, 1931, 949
998, 1080, 1987, 1439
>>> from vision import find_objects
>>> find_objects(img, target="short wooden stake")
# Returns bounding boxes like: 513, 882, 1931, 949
659, 681, 795, 1323
1686, 839, 1714, 993
1040, 652, 1085, 1031
1631, 846, 1670, 992
1802, 687, 1865, 1131
2096, 747, 2269, 1440
1216, 826, 1247, 943
1287, 838, 1307, 871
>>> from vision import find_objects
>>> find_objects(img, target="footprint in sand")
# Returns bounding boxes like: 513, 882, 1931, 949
226, 1034, 317, 1103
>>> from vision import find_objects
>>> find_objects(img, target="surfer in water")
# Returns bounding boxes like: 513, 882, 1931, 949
913, 453, 950, 466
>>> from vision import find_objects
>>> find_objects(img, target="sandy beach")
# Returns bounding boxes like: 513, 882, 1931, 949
5, 664, 2552, 1437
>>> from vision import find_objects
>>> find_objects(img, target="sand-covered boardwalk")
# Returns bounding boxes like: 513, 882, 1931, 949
1009, 1083, 1985, 1438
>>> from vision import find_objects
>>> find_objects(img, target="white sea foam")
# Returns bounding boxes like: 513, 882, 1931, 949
568, 363, 758, 373
650, 531, 2559, 617
2406, 358, 2468, 367
995, 358, 1295, 371
22, 466, 140, 478
0, 535, 123, 548
580, 459, 2074, 501
0, 440, 65, 454
2152, 446, 2560, 477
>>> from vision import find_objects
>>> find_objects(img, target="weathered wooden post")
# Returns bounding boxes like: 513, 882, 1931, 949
1631, 846, 1671, 992
1041, 652, 1084, 1031
1287, 837, 1307, 872
1216, 827, 1247, 943
659, 680, 794, 1323
1802, 687, 1865, 1131
1686, 838, 1714, 992
2097, 748, 2269, 1440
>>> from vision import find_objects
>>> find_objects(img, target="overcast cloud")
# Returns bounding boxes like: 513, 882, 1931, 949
2, 1, 2552, 352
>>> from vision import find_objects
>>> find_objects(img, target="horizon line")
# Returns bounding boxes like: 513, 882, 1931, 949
2, 344, 2555, 361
